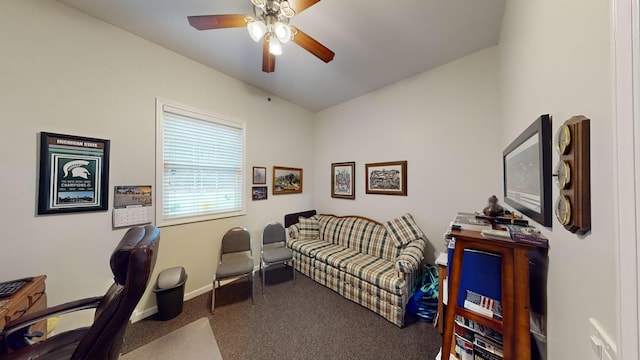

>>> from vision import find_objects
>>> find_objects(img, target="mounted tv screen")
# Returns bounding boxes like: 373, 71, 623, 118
503, 114, 552, 227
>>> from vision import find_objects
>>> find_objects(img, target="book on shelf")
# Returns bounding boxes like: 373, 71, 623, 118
464, 290, 502, 320
473, 343, 503, 360
455, 316, 503, 344
473, 335, 503, 358
501, 224, 549, 248
454, 333, 474, 360
455, 322, 476, 342
473, 346, 502, 360
452, 213, 492, 232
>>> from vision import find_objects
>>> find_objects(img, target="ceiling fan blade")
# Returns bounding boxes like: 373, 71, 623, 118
263, 38, 276, 73
188, 15, 247, 30
288, 0, 320, 14
291, 27, 335, 63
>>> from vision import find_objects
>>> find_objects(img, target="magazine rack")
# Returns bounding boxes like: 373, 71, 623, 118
442, 229, 536, 359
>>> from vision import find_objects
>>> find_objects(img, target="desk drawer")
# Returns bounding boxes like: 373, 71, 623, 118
5, 296, 30, 323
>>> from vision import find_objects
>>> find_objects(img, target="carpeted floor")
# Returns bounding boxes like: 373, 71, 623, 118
123, 267, 442, 359
121, 318, 222, 360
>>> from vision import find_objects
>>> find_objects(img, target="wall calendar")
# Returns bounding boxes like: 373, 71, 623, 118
112, 185, 153, 228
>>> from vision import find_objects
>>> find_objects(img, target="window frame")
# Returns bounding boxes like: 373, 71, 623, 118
155, 98, 246, 227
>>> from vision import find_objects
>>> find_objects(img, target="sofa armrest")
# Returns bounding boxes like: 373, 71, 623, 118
288, 224, 300, 240
395, 239, 426, 273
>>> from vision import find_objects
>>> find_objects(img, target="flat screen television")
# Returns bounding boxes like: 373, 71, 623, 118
503, 114, 552, 227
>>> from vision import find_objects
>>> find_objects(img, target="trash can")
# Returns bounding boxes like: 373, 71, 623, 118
154, 267, 188, 321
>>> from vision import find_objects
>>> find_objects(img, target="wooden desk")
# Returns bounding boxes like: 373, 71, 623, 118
437, 263, 446, 334
0, 275, 47, 350
442, 230, 535, 360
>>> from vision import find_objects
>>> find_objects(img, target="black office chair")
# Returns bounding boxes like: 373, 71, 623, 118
0, 225, 160, 360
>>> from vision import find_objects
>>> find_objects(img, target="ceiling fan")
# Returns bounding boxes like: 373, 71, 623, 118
188, 0, 335, 73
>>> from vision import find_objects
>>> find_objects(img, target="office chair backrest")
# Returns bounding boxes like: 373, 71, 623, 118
72, 225, 160, 360
221, 227, 251, 255
262, 222, 286, 246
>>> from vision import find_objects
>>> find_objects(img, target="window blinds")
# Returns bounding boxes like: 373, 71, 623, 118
161, 105, 244, 221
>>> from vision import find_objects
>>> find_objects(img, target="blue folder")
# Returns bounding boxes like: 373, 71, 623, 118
448, 240, 502, 307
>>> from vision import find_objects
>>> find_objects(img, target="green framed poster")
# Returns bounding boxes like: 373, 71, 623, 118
37, 132, 110, 215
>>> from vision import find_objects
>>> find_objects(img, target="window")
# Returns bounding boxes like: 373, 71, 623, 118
156, 99, 245, 226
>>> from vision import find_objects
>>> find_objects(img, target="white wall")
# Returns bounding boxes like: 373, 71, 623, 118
314, 47, 502, 262
499, 0, 616, 358
0, 0, 315, 326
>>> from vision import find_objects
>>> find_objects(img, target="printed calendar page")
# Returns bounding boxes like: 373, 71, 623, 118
113, 185, 153, 228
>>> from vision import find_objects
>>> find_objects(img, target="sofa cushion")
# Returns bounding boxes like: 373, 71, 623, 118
384, 213, 426, 247
344, 253, 406, 295
318, 215, 399, 262
298, 216, 320, 240
314, 245, 361, 271
287, 238, 333, 258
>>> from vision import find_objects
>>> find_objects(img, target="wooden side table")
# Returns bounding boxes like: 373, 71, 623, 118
442, 230, 535, 360
437, 263, 447, 334
0, 275, 47, 353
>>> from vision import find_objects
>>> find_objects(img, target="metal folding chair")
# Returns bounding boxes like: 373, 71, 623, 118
260, 222, 295, 293
212, 227, 254, 313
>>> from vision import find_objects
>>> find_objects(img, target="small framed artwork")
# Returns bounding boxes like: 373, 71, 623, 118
273, 166, 303, 194
331, 162, 355, 199
253, 166, 267, 184
365, 161, 408, 196
37, 132, 110, 215
252, 186, 268, 201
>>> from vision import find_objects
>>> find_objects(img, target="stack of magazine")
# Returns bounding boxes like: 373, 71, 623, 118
464, 290, 502, 320
454, 290, 504, 360
455, 315, 504, 360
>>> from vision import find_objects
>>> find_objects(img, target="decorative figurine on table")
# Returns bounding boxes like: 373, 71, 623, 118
483, 195, 505, 217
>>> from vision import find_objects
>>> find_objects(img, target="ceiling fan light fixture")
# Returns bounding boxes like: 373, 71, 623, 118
269, 36, 283, 55
274, 22, 292, 43
251, 0, 267, 8
247, 21, 267, 42
280, 1, 295, 18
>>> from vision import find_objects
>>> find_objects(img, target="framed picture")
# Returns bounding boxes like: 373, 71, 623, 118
252, 186, 268, 201
37, 132, 110, 215
365, 161, 408, 196
273, 166, 303, 194
253, 166, 267, 184
503, 114, 553, 227
331, 162, 355, 199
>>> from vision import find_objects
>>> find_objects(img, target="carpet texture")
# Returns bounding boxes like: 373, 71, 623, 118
123, 267, 442, 359
120, 318, 222, 360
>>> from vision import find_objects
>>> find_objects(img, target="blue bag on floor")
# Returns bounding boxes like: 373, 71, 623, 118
407, 265, 439, 322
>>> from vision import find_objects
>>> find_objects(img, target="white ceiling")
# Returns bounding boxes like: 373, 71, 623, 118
59, 0, 505, 112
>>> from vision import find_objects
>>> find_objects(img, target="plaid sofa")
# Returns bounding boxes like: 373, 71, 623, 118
287, 214, 426, 327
